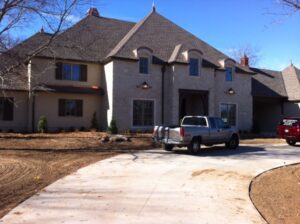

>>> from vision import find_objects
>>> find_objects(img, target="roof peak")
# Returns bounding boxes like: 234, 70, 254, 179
152, 1, 156, 12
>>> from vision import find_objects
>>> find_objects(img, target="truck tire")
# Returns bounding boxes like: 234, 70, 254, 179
188, 138, 201, 155
286, 140, 296, 146
225, 135, 239, 149
163, 144, 174, 151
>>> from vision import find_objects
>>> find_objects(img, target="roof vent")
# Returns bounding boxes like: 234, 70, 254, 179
88, 8, 100, 17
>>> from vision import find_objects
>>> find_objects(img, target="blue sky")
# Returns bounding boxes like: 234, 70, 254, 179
20, 0, 300, 70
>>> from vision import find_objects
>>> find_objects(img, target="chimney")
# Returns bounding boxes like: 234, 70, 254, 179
240, 53, 249, 67
88, 8, 100, 17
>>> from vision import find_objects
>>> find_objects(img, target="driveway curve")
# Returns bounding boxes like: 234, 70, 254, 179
1, 144, 300, 224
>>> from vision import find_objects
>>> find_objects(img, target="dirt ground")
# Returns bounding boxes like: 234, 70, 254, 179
250, 163, 300, 224
0, 132, 155, 218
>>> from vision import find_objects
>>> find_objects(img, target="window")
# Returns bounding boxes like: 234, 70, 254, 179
0, 98, 14, 121
182, 117, 207, 126
225, 67, 233, 81
133, 100, 154, 126
189, 58, 199, 76
56, 63, 87, 81
58, 99, 83, 117
139, 57, 149, 74
220, 103, 236, 127
209, 118, 216, 129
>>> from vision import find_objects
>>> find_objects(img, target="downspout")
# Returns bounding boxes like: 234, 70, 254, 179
32, 95, 35, 132
161, 65, 166, 125
27, 60, 36, 132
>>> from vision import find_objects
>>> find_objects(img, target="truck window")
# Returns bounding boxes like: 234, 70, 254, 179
280, 119, 299, 126
182, 117, 207, 126
209, 118, 216, 129
215, 118, 226, 129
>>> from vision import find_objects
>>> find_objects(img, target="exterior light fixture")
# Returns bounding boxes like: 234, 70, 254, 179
137, 81, 152, 90
227, 88, 235, 95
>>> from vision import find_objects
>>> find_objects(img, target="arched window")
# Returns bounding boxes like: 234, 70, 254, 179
223, 58, 235, 82
135, 47, 153, 75
187, 49, 202, 76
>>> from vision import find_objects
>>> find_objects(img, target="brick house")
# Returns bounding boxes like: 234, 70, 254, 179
0, 7, 298, 133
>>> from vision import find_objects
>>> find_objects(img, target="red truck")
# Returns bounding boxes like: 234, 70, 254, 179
277, 118, 300, 146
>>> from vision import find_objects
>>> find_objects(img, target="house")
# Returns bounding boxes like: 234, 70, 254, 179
0, 7, 297, 133
251, 64, 300, 134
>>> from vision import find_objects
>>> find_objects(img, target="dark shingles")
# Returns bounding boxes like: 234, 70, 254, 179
108, 11, 252, 73
251, 68, 287, 98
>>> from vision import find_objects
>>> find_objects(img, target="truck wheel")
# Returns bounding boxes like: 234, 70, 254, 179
163, 144, 174, 151
226, 135, 239, 149
286, 140, 296, 146
188, 138, 201, 155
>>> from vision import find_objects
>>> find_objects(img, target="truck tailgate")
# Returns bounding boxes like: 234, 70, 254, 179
168, 127, 182, 143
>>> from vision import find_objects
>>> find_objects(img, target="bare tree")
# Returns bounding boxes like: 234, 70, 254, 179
280, 0, 300, 10
0, 0, 87, 90
228, 44, 261, 67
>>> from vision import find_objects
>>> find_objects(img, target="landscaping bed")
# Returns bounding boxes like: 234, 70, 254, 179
0, 132, 155, 218
250, 163, 300, 224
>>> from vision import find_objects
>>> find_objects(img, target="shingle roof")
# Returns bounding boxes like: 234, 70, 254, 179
37, 15, 135, 62
251, 68, 287, 99
281, 64, 300, 101
107, 10, 252, 73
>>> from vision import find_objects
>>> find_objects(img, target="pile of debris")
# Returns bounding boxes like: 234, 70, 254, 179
100, 135, 131, 143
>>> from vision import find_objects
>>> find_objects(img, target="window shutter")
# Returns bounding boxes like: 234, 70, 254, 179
80, 65, 87, 81
58, 99, 65, 116
76, 100, 83, 117
3, 98, 13, 121
55, 62, 63, 80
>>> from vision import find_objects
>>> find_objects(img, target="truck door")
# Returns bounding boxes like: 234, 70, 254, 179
208, 118, 223, 144
215, 118, 232, 142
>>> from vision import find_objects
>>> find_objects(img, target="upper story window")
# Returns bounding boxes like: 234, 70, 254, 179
135, 47, 153, 75
139, 57, 149, 74
58, 99, 83, 117
225, 67, 233, 81
0, 97, 14, 121
56, 62, 87, 81
189, 58, 199, 76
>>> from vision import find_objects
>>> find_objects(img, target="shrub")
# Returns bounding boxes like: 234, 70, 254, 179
80, 126, 86, 132
37, 116, 48, 133
107, 119, 118, 134
91, 112, 99, 130
68, 127, 75, 132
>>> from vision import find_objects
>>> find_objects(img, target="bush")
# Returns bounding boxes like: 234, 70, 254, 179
107, 119, 118, 134
68, 127, 75, 132
91, 112, 99, 130
37, 116, 48, 133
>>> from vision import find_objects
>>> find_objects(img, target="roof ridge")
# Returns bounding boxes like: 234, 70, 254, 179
106, 10, 156, 58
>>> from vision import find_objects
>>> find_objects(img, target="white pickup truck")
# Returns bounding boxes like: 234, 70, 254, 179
153, 116, 240, 154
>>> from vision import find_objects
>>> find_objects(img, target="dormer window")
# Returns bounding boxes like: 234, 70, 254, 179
139, 57, 149, 74
225, 67, 233, 81
189, 58, 199, 76
135, 47, 153, 75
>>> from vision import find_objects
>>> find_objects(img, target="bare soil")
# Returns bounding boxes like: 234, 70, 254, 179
250, 164, 300, 224
0, 132, 155, 218
240, 138, 285, 145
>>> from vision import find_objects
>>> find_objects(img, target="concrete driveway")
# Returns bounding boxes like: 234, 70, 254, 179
1, 144, 300, 224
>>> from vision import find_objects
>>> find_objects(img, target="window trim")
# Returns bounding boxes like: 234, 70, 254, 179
131, 98, 156, 128
219, 102, 238, 127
